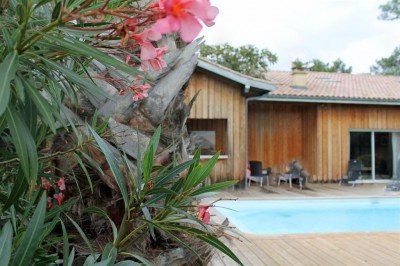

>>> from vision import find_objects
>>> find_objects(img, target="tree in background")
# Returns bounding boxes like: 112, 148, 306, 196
370, 0, 400, 75
200, 43, 277, 79
379, 0, 400, 20
291, 58, 352, 73
370, 46, 400, 75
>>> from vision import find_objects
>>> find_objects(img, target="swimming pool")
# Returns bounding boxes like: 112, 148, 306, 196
216, 198, 400, 235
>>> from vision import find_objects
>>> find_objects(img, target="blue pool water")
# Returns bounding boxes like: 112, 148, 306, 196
216, 198, 400, 235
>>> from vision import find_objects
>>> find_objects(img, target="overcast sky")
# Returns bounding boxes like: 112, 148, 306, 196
199, 0, 400, 74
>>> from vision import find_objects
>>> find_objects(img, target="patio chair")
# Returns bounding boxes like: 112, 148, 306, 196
342, 159, 363, 186
247, 161, 269, 187
386, 159, 400, 191
278, 160, 307, 189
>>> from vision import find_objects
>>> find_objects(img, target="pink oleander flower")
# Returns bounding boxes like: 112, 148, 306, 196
54, 193, 65, 206
132, 90, 148, 101
141, 46, 168, 71
130, 28, 163, 62
154, 0, 219, 42
57, 176, 66, 191
198, 204, 212, 224
41, 177, 52, 191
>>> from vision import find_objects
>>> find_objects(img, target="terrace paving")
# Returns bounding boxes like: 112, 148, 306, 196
207, 183, 400, 266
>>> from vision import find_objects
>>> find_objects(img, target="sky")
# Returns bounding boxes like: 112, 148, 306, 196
199, 0, 400, 74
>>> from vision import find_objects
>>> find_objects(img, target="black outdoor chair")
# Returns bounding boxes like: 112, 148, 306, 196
247, 160, 269, 187
341, 159, 363, 186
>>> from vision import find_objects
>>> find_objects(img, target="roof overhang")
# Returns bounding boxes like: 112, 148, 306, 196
197, 58, 276, 93
249, 94, 400, 106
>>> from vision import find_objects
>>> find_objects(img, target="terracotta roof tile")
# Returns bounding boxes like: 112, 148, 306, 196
266, 71, 400, 101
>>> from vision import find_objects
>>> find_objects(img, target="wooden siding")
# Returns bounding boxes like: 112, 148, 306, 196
185, 70, 247, 182
248, 102, 316, 177
316, 104, 400, 182
248, 102, 400, 183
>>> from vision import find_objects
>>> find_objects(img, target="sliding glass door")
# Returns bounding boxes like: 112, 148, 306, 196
350, 131, 400, 181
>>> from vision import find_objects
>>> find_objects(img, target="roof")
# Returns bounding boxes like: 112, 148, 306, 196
262, 71, 400, 105
197, 58, 276, 93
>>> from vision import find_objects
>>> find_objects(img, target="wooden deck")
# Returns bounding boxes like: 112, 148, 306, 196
207, 184, 400, 266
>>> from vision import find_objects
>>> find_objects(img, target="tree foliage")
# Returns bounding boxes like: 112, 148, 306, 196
371, 0, 400, 75
291, 58, 352, 73
379, 0, 400, 20
200, 43, 277, 79
370, 46, 400, 75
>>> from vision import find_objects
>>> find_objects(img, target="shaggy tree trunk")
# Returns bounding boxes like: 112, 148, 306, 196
54, 37, 205, 261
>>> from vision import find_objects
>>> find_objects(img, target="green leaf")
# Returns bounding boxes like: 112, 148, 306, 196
67, 215, 94, 256
60, 220, 70, 266
0, 50, 18, 116
101, 243, 117, 265
84, 207, 118, 243
41, 33, 144, 78
184, 152, 220, 190
142, 127, 161, 183
166, 224, 243, 266
190, 180, 238, 196
35, 55, 110, 99
6, 104, 38, 183
119, 253, 154, 266
12, 192, 47, 266
88, 126, 129, 210
142, 206, 155, 239
21, 76, 57, 133
2, 167, 28, 211
0, 221, 13, 266
152, 160, 194, 189
23, 92, 38, 138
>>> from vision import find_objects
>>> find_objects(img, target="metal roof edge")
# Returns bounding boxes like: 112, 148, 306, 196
197, 58, 276, 91
249, 95, 400, 106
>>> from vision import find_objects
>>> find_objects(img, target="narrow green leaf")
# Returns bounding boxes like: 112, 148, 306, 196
67, 215, 94, 256
152, 160, 194, 189
0, 50, 18, 116
84, 207, 118, 243
142, 206, 155, 239
34, 54, 109, 99
72, 152, 94, 193
60, 220, 70, 266
88, 126, 129, 210
119, 252, 155, 266
23, 92, 38, 138
166, 224, 243, 266
142, 127, 161, 183
101, 243, 117, 265
188, 147, 201, 174
190, 181, 238, 196
68, 248, 75, 266
12, 192, 47, 266
21, 76, 57, 133
6, 105, 38, 183
0, 221, 13, 266
41, 33, 144, 77
2, 167, 28, 211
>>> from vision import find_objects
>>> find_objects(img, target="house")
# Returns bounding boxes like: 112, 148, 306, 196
184, 58, 400, 184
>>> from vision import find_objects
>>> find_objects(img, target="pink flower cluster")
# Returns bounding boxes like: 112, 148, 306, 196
197, 204, 212, 224
154, 0, 219, 42
41, 176, 66, 208
119, 0, 218, 101
118, 67, 152, 101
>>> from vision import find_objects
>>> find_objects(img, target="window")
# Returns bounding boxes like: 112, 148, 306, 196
350, 131, 400, 180
187, 119, 227, 155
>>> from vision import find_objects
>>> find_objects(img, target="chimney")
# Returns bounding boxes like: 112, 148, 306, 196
291, 70, 307, 89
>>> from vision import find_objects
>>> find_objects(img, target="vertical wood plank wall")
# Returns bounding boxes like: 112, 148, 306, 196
248, 102, 317, 177
185, 70, 247, 182
249, 102, 400, 183
316, 104, 400, 182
